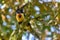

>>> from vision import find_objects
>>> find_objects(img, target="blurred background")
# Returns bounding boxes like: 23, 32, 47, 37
0, 0, 60, 40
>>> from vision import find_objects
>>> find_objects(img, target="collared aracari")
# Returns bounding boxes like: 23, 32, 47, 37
16, 3, 28, 24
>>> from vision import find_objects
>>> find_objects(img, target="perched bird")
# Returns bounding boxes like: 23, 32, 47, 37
16, 3, 28, 24
16, 7, 24, 24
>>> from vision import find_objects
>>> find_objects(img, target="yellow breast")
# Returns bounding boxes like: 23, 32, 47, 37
16, 14, 24, 22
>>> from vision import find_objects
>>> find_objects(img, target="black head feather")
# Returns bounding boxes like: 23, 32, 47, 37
16, 6, 24, 13
16, 8, 23, 13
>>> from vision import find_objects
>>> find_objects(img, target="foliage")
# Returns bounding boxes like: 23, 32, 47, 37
0, 0, 60, 40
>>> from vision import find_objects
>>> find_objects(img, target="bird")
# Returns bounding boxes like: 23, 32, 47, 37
16, 6, 24, 24
15, 3, 28, 24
